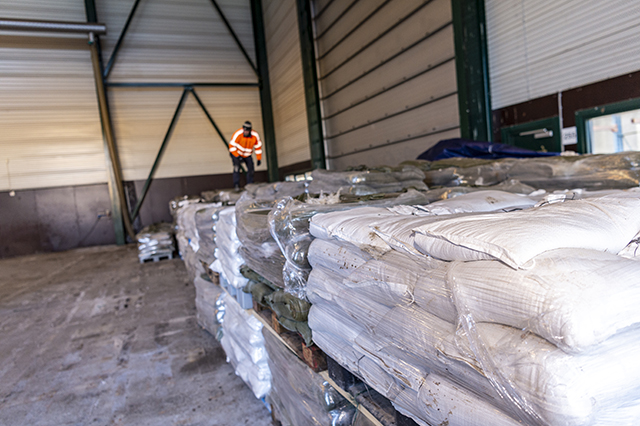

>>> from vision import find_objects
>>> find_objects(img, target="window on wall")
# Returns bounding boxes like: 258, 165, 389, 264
588, 110, 640, 154
577, 98, 640, 154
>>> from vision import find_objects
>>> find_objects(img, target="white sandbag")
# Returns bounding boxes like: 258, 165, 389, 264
412, 192, 640, 268
218, 294, 271, 399
449, 322, 640, 426
448, 248, 640, 352
390, 190, 537, 215
308, 239, 456, 321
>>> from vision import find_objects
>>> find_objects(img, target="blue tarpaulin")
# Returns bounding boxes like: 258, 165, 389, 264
417, 138, 561, 161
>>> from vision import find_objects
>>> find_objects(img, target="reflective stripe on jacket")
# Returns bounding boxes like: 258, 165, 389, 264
229, 128, 262, 161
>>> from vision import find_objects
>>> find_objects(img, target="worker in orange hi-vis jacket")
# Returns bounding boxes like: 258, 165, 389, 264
229, 120, 262, 191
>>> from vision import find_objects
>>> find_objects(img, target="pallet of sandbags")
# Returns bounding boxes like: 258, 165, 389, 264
306, 188, 640, 426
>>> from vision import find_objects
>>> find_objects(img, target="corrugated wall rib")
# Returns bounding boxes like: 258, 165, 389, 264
487, 0, 640, 109
263, 0, 311, 168
312, 0, 460, 170
0, 1, 105, 191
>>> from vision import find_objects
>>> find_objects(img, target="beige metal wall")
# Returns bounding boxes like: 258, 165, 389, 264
263, 0, 311, 169
0, 1, 106, 191
97, 0, 265, 181
486, 0, 640, 110
0, 0, 265, 191
312, 0, 460, 170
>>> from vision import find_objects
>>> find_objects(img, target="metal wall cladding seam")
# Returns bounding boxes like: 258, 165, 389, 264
486, 0, 640, 109
316, 0, 427, 80
0, 1, 106, 192
97, 0, 257, 83
263, 0, 311, 168
109, 87, 264, 181
323, 30, 456, 136
312, 0, 458, 170
329, 127, 461, 171
326, 93, 459, 159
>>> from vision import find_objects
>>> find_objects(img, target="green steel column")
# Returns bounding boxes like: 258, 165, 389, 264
250, 0, 279, 182
296, 0, 326, 170
451, 0, 492, 141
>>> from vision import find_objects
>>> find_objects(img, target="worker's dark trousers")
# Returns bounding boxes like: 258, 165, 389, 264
232, 155, 254, 187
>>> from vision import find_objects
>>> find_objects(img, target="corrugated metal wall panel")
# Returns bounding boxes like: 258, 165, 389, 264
487, 0, 640, 109
312, 0, 459, 170
97, 0, 266, 180
109, 87, 263, 181
1, 0, 265, 192
331, 128, 460, 171
98, 0, 257, 83
0, 1, 106, 191
263, 0, 311, 168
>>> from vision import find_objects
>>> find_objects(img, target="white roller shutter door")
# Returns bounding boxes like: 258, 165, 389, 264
487, 0, 640, 109
312, 0, 460, 170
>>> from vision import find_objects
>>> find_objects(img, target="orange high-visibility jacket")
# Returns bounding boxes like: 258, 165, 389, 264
229, 128, 263, 161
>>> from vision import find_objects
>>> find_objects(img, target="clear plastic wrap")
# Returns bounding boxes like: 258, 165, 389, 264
308, 166, 427, 195
410, 190, 640, 268
211, 207, 248, 289
244, 181, 307, 200
268, 190, 432, 299
263, 327, 356, 426
193, 275, 222, 336
305, 188, 640, 425
194, 203, 224, 263
408, 152, 640, 191
218, 292, 271, 399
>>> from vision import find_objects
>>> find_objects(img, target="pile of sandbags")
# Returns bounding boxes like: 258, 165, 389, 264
211, 206, 249, 290
308, 165, 427, 195
218, 292, 271, 399
306, 189, 640, 426
194, 275, 222, 336
409, 151, 640, 190
135, 223, 175, 263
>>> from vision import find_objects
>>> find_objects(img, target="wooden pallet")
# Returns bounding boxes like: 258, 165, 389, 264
139, 252, 174, 263
251, 301, 326, 373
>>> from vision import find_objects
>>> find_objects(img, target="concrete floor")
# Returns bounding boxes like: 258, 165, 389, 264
0, 245, 272, 426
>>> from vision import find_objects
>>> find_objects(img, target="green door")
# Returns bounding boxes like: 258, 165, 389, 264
501, 116, 562, 152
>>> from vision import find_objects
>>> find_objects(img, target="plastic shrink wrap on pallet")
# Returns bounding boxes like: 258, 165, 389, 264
305, 188, 640, 426
194, 204, 224, 264
411, 152, 640, 191
135, 223, 175, 262
218, 292, 271, 399
194, 275, 222, 336
263, 328, 358, 426
308, 166, 427, 196
211, 207, 249, 289
268, 189, 436, 300
234, 183, 307, 288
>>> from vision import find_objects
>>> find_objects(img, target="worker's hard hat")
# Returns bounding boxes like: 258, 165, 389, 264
243, 121, 252, 130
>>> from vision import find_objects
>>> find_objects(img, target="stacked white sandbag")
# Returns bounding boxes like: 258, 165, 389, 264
135, 223, 175, 263
306, 188, 640, 426
308, 165, 427, 195
211, 206, 248, 290
218, 292, 271, 399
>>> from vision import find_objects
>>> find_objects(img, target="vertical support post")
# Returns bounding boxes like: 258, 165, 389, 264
250, 0, 279, 182
296, 0, 326, 170
451, 0, 492, 141
85, 0, 135, 243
